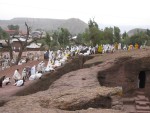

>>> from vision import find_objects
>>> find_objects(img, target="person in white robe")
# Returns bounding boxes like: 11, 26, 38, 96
118, 43, 122, 50
12, 69, 21, 82
31, 65, 36, 75
22, 68, 27, 81
2, 77, 11, 85
14, 80, 24, 87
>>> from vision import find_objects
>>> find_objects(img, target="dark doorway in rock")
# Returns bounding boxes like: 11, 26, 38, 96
138, 71, 146, 88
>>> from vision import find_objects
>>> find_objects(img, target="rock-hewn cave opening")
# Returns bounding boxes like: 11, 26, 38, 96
97, 56, 150, 97
138, 71, 146, 88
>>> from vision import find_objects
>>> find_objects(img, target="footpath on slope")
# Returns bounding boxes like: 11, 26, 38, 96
0, 60, 48, 97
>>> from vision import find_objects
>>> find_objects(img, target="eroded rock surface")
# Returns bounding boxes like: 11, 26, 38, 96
1, 49, 150, 113
0, 60, 124, 113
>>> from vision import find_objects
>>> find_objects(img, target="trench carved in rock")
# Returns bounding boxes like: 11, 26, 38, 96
14, 56, 93, 96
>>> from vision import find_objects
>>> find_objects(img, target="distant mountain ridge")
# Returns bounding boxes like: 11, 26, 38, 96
127, 28, 147, 37
0, 18, 88, 35
98, 24, 150, 35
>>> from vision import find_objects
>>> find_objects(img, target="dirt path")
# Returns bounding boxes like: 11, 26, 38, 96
0, 60, 48, 97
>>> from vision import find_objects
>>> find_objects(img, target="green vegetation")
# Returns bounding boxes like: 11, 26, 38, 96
1, 19, 150, 52
77, 19, 121, 46
0, 27, 9, 39
76, 19, 150, 47
122, 29, 150, 46
42, 28, 71, 50
7, 24, 19, 30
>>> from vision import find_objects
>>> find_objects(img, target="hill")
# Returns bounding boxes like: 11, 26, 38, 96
0, 18, 88, 35
127, 28, 147, 37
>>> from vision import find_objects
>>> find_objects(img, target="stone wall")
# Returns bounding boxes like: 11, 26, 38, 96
98, 56, 150, 97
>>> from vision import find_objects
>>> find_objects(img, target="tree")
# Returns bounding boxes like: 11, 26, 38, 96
7, 25, 19, 30
129, 31, 148, 46
4, 22, 43, 65
45, 32, 52, 49
114, 26, 121, 43
88, 19, 101, 46
122, 31, 128, 39
103, 27, 114, 44
0, 27, 9, 39
51, 28, 71, 48
7, 24, 20, 35
52, 30, 60, 47
121, 31, 129, 45
16, 22, 44, 64
1, 26, 14, 60
58, 28, 71, 47
146, 29, 150, 37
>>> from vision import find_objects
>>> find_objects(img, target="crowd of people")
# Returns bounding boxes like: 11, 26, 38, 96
0, 45, 97, 87
0, 43, 143, 88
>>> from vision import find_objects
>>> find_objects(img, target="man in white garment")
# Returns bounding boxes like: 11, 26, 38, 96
12, 69, 21, 82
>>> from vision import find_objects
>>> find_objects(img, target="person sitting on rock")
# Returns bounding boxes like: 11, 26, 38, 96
2, 77, 11, 85
13, 79, 24, 87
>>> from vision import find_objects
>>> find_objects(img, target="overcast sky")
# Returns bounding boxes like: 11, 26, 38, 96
0, 0, 150, 26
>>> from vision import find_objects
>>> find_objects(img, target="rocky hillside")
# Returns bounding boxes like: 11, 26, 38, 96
127, 28, 147, 37
0, 18, 88, 35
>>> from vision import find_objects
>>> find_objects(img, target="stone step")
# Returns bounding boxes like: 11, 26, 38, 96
136, 91, 145, 95
135, 95, 149, 101
130, 111, 150, 113
136, 105, 150, 111
136, 111, 150, 113
122, 98, 135, 104
136, 101, 150, 106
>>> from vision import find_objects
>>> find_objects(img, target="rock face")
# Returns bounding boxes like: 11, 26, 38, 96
2, 48, 150, 113
98, 55, 150, 97
0, 55, 124, 113
14, 55, 93, 96
0, 67, 123, 113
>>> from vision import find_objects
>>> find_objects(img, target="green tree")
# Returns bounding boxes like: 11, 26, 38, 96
76, 28, 90, 45
114, 26, 121, 43
103, 27, 114, 44
7, 24, 20, 35
52, 30, 60, 47
121, 31, 129, 46
45, 32, 52, 49
58, 28, 71, 47
146, 29, 150, 37
129, 31, 148, 45
88, 19, 101, 46
122, 31, 128, 39
0, 27, 14, 60
0, 27, 9, 39
7, 25, 19, 30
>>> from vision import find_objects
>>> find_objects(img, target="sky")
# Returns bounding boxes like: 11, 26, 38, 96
0, 0, 150, 27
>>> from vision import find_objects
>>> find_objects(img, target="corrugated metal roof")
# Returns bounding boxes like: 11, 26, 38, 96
26, 43, 42, 48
